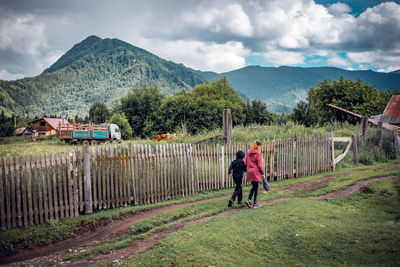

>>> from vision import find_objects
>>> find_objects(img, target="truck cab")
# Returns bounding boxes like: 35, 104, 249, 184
102, 123, 121, 141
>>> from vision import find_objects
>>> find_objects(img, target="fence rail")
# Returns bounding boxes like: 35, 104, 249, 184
0, 135, 334, 229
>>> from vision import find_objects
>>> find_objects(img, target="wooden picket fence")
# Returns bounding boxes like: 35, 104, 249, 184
0, 135, 334, 229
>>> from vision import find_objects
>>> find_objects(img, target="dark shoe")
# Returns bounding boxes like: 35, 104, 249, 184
252, 203, 259, 208
228, 199, 233, 207
245, 199, 252, 208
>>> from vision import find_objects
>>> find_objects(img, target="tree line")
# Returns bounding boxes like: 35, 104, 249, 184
2, 76, 399, 139
88, 76, 274, 139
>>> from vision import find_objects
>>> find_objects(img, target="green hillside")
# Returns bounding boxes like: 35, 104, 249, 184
0, 36, 204, 118
199, 66, 400, 113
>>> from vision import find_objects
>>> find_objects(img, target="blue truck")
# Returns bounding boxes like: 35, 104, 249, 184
57, 123, 121, 145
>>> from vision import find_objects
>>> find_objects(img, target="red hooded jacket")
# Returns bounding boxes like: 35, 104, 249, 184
245, 148, 264, 182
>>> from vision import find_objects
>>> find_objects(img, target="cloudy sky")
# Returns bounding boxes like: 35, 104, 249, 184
1, 0, 400, 80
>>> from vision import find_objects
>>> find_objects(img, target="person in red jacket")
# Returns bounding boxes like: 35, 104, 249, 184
245, 140, 264, 208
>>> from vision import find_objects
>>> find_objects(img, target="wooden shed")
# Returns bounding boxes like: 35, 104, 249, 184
379, 95, 400, 126
32, 118, 70, 136
15, 126, 34, 136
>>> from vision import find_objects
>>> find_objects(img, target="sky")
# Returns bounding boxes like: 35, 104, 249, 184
1, 0, 400, 80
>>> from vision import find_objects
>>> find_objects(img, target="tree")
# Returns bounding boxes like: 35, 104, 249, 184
308, 77, 391, 125
291, 100, 316, 127
108, 113, 133, 140
244, 99, 274, 126
250, 100, 274, 125
89, 102, 110, 124
0, 111, 14, 137
115, 86, 164, 138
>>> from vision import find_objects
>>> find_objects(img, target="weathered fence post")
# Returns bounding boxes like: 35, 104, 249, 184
359, 116, 368, 146
352, 134, 358, 164
393, 127, 400, 159
269, 140, 275, 180
83, 145, 93, 214
331, 133, 336, 171
223, 109, 232, 144
377, 122, 383, 148
221, 145, 225, 188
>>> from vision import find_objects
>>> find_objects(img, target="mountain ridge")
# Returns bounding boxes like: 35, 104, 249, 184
1, 35, 400, 117
0, 35, 204, 117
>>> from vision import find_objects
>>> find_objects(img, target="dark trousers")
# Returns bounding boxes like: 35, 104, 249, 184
231, 178, 243, 203
248, 181, 259, 203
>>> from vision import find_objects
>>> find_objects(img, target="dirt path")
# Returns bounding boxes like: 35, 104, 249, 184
2, 173, 396, 266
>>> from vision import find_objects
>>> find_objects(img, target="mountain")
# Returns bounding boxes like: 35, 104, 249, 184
197, 66, 400, 113
391, 70, 400, 74
0, 35, 204, 118
1, 35, 400, 117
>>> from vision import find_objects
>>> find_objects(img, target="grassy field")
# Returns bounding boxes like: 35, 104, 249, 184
125, 175, 400, 266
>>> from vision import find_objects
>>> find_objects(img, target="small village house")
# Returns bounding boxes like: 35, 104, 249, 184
32, 118, 70, 136
15, 126, 34, 136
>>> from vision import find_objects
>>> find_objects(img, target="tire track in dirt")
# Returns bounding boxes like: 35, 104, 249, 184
2, 171, 396, 266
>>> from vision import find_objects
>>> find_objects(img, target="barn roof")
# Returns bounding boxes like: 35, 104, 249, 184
380, 95, 400, 124
15, 127, 34, 135
32, 118, 70, 130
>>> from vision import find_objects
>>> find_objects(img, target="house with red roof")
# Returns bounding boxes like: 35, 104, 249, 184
32, 118, 70, 136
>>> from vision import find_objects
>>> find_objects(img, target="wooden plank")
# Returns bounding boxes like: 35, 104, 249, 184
45, 153, 53, 221
154, 144, 159, 202
100, 147, 106, 209
76, 148, 83, 212
128, 144, 135, 204
4, 157, 13, 228
91, 147, 97, 210
120, 145, 125, 206
149, 145, 155, 203
116, 145, 122, 207
178, 144, 184, 197
67, 152, 75, 217
35, 155, 44, 223
61, 153, 69, 218
9, 156, 17, 228
124, 145, 131, 205
50, 154, 59, 221
113, 145, 119, 208
56, 153, 64, 219
96, 146, 102, 209
72, 150, 78, 217
109, 146, 115, 208
0, 157, 4, 229
162, 144, 167, 200
27, 156, 34, 225
185, 144, 190, 195
15, 156, 22, 227
39, 154, 49, 222
137, 145, 142, 204
106, 146, 111, 208
144, 145, 150, 203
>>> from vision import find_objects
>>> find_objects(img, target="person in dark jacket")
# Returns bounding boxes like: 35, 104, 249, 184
245, 140, 264, 208
228, 150, 246, 207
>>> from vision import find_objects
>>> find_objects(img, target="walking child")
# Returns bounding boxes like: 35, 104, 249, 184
245, 140, 264, 208
228, 151, 246, 207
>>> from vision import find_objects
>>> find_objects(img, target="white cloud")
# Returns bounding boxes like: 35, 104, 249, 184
327, 55, 350, 66
0, 69, 26, 80
0, 11, 47, 56
328, 3, 351, 16
183, 3, 253, 37
140, 39, 250, 73
263, 50, 305, 66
